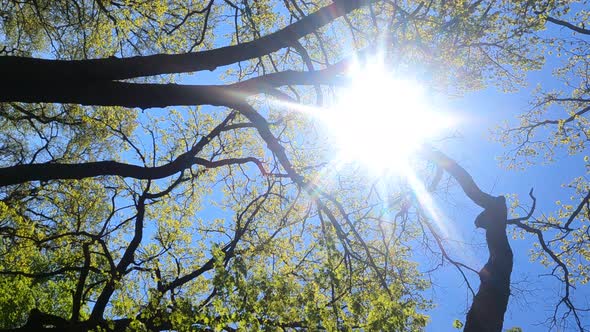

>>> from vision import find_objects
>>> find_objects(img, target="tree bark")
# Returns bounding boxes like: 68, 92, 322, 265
424, 148, 512, 332
0, 69, 342, 108
464, 196, 512, 332
0, 0, 368, 82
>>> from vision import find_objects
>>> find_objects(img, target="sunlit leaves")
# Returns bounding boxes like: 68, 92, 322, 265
6, 0, 581, 330
492, 5, 590, 325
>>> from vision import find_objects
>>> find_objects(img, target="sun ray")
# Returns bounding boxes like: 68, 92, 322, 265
270, 54, 463, 245
314, 58, 456, 173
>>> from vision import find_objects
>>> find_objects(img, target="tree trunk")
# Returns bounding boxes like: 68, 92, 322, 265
464, 196, 513, 332
423, 149, 513, 331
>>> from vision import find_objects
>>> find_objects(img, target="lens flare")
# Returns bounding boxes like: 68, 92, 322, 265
316, 61, 455, 173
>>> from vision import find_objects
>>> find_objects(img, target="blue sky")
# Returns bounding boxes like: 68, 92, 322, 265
4, 2, 589, 330
180, 53, 590, 330
107, 6, 589, 329
423, 60, 590, 330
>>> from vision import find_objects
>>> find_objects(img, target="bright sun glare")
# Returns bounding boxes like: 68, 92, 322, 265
279, 57, 461, 241
317, 61, 455, 172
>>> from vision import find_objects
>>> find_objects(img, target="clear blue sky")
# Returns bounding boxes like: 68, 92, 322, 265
424, 63, 589, 330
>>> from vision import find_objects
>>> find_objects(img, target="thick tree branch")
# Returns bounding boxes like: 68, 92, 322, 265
71, 243, 91, 322
0, 109, 271, 187
544, 16, 590, 35
90, 193, 147, 320
2, 0, 369, 82
227, 102, 395, 300
1, 68, 345, 108
0, 157, 265, 187
421, 147, 495, 208
422, 147, 512, 332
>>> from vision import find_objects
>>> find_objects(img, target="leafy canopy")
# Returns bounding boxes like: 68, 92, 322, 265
1, 0, 590, 331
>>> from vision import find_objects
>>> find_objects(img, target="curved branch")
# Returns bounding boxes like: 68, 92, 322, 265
421, 147, 495, 208
507, 190, 585, 331
545, 16, 590, 35
90, 193, 147, 320
0, 157, 265, 187
507, 188, 536, 224
2, 0, 369, 82
422, 147, 512, 332
0, 110, 269, 187
506, 104, 590, 137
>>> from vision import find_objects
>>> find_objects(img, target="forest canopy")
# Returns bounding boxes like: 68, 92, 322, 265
1, 0, 589, 331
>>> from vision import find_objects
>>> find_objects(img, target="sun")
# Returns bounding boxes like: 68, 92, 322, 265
316, 61, 455, 173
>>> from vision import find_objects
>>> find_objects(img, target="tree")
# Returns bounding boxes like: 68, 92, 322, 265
493, 1, 590, 330
0, 0, 588, 331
